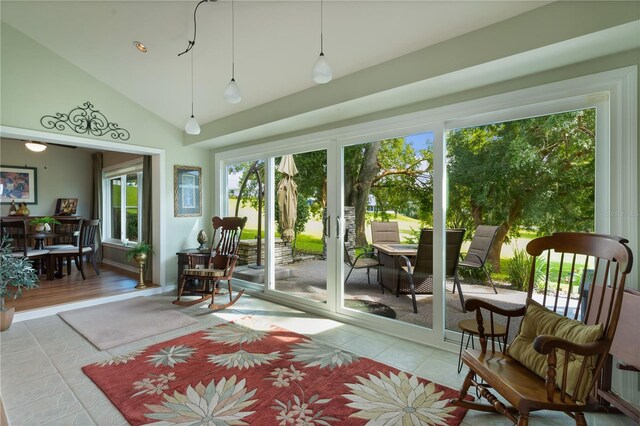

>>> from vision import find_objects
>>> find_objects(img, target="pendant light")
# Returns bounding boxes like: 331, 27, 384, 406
224, 0, 242, 104
312, 0, 332, 84
184, 49, 201, 135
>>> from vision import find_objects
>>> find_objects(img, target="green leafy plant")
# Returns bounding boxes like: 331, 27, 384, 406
29, 216, 61, 226
125, 241, 154, 262
506, 248, 530, 291
506, 247, 546, 291
0, 237, 39, 312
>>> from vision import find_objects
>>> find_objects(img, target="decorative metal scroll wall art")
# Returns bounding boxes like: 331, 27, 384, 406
40, 101, 130, 141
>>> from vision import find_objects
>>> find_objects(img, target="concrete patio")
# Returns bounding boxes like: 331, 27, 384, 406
269, 258, 529, 333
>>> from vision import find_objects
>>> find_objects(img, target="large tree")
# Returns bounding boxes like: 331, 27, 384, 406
345, 139, 431, 246
446, 109, 596, 269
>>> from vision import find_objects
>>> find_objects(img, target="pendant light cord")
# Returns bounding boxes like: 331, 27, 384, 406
191, 50, 195, 116
178, 0, 217, 56
231, 0, 235, 79
320, 0, 324, 54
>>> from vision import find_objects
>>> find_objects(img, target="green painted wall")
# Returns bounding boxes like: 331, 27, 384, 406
0, 22, 211, 285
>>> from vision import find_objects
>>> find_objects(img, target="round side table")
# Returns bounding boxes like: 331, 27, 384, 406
457, 318, 507, 373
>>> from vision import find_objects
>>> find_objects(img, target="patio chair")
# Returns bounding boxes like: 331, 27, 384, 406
344, 242, 378, 285
451, 232, 633, 426
174, 216, 247, 310
371, 221, 400, 244
453, 225, 500, 311
398, 228, 465, 313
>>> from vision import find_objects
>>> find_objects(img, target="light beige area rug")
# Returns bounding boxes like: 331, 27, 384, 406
59, 297, 198, 350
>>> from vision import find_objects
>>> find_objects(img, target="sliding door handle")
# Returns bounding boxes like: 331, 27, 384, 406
324, 215, 331, 238
336, 216, 341, 239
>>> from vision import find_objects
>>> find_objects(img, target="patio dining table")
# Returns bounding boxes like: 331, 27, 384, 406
372, 243, 418, 294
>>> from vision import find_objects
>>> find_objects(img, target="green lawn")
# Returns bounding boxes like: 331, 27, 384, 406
241, 229, 323, 255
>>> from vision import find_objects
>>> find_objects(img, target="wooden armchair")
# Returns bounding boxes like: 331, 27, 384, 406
451, 232, 633, 426
174, 216, 247, 310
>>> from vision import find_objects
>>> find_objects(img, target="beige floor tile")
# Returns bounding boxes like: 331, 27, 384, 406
48, 346, 109, 372
43, 409, 96, 426
87, 399, 128, 426
69, 381, 111, 410
5, 389, 83, 425
1, 356, 58, 388
374, 341, 434, 372
0, 346, 50, 370
340, 334, 393, 358
0, 334, 39, 356
1, 373, 69, 409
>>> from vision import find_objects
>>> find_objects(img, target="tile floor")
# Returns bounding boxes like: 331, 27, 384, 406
0, 293, 635, 425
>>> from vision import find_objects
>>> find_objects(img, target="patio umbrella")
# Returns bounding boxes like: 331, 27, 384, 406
277, 155, 298, 243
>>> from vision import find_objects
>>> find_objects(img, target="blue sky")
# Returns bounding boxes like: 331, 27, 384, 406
405, 132, 434, 152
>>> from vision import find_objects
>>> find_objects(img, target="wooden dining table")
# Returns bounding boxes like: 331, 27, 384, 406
372, 243, 418, 294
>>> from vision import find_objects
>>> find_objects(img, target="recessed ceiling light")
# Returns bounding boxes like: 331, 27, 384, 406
133, 41, 147, 53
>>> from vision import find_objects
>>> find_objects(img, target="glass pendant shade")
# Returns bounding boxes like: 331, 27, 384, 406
312, 53, 332, 84
224, 79, 242, 104
25, 141, 47, 152
184, 115, 201, 135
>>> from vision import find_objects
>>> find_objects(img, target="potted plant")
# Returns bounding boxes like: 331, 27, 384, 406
30, 216, 61, 232
0, 238, 39, 331
126, 242, 154, 289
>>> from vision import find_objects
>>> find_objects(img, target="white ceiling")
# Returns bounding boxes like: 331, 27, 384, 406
1, 0, 551, 131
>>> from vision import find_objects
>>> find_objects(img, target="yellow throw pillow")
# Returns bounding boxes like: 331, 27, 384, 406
507, 299, 604, 404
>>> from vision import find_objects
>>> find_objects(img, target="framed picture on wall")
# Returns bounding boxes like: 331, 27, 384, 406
174, 165, 202, 217
0, 165, 38, 204
55, 198, 78, 215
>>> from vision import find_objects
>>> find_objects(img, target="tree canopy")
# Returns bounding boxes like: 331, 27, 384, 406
446, 108, 595, 267
227, 108, 595, 266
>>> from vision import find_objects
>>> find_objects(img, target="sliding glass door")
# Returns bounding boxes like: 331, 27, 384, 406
339, 132, 435, 330
269, 149, 330, 306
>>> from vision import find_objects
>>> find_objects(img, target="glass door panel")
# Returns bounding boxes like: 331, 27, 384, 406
271, 150, 328, 305
226, 160, 266, 287
341, 132, 434, 328
444, 108, 596, 335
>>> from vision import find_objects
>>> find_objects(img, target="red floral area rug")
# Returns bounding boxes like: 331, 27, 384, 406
83, 317, 469, 425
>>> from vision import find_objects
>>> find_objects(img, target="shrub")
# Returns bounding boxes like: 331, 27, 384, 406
507, 248, 531, 291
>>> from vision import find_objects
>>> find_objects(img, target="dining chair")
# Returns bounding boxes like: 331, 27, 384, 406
398, 228, 465, 313
45, 217, 83, 275
0, 217, 49, 270
47, 219, 100, 280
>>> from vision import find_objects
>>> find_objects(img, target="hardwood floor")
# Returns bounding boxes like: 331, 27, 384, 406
7, 263, 150, 312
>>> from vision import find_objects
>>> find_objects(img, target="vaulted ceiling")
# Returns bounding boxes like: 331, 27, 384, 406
1, 1, 550, 130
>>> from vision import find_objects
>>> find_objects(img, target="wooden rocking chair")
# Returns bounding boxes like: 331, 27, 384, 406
451, 232, 633, 426
173, 216, 247, 310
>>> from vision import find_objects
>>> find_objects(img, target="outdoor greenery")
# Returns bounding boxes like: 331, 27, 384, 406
506, 247, 533, 291
446, 109, 596, 269
0, 237, 39, 312
111, 180, 139, 240
229, 109, 596, 284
